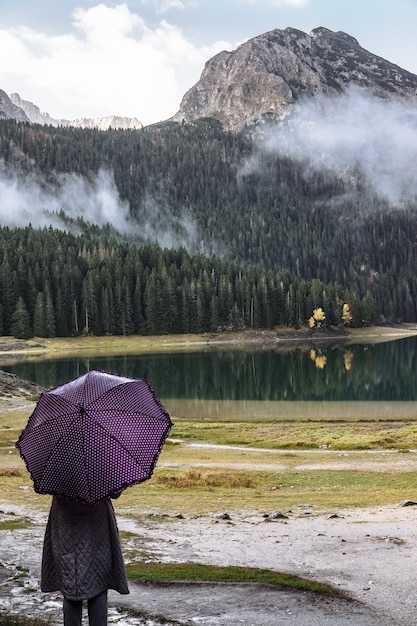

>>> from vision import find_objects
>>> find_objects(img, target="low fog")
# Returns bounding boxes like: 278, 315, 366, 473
0, 165, 132, 232
0, 164, 198, 251
254, 86, 417, 206
139, 191, 199, 252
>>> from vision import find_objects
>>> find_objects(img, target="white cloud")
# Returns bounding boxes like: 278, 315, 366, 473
243, 0, 310, 5
141, 0, 187, 13
0, 3, 230, 125
258, 86, 417, 205
271, 0, 310, 6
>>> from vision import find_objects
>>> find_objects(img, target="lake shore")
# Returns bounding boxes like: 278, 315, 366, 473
0, 324, 417, 360
1, 323, 417, 403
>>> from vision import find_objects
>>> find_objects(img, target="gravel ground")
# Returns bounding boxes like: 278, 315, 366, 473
2, 502, 417, 625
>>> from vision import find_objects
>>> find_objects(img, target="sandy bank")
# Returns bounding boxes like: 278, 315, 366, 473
0, 324, 417, 361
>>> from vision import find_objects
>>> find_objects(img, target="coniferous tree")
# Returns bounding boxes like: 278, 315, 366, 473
33, 292, 46, 337
11, 297, 32, 339
55, 288, 69, 337
44, 286, 56, 338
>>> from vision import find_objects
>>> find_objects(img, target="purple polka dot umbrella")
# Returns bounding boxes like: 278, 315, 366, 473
16, 369, 173, 505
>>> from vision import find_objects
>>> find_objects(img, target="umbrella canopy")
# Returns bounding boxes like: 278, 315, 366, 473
16, 369, 173, 504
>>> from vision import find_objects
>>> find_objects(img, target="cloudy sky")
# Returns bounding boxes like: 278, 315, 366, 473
0, 0, 416, 126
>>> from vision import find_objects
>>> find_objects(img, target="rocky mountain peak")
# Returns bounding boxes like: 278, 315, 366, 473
6, 92, 143, 130
0, 90, 30, 123
173, 26, 417, 131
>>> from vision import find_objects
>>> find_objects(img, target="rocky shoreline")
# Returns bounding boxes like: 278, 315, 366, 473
0, 369, 43, 398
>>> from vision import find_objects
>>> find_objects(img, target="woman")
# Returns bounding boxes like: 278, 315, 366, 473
41, 495, 129, 626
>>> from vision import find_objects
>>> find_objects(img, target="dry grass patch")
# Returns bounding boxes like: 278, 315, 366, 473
0, 618, 51, 626
0, 468, 23, 477
154, 468, 254, 489
115, 466, 417, 515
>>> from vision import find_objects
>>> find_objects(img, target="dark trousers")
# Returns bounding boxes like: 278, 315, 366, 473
63, 590, 108, 626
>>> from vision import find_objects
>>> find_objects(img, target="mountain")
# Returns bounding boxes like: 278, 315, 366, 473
7, 92, 142, 130
174, 26, 417, 130
0, 90, 30, 123
58, 115, 143, 131
8, 93, 56, 126
4, 27, 417, 132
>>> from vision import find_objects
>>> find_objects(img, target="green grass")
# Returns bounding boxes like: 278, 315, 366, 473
0, 519, 34, 530
170, 418, 417, 450
4, 463, 416, 515
125, 561, 348, 598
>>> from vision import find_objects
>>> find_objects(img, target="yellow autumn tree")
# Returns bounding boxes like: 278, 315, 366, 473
342, 302, 353, 326
308, 307, 326, 329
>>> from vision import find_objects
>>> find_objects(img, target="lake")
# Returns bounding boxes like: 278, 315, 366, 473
2, 335, 417, 420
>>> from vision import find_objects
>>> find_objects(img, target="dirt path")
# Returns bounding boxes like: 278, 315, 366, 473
163, 441, 417, 475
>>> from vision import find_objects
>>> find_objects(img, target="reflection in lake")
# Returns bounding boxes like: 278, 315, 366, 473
3, 336, 417, 402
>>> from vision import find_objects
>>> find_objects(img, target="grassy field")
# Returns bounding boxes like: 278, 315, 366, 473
2, 402, 417, 515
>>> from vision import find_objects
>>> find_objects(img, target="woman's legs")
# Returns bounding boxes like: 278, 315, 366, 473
63, 597, 83, 626
63, 591, 107, 626
87, 590, 108, 626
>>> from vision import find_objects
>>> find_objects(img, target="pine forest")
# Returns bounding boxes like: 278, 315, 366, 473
0, 116, 415, 338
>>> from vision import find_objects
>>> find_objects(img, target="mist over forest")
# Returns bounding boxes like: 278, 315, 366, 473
256, 87, 417, 207
0, 87, 417, 338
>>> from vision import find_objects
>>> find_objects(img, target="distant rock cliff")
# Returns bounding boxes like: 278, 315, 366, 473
8, 93, 56, 125
7, 92, 143, 130
174, 27, 417, 130
0, 90, 30, 123
60, 115, 143, 131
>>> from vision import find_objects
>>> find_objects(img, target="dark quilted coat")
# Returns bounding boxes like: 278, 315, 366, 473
41, 496, 129, 600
